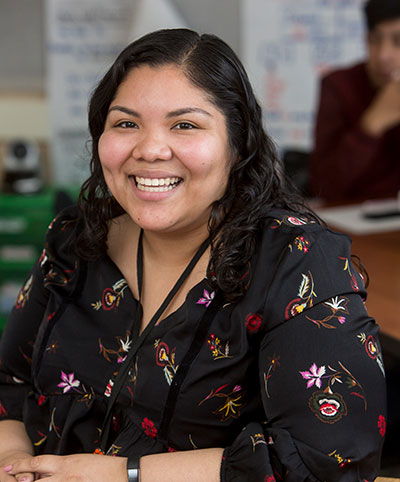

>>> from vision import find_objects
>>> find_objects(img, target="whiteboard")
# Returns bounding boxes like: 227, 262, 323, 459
242, 0, 366, 152
46, 0, 133, 185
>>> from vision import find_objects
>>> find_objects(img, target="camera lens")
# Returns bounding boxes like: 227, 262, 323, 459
12, 142, 28, 160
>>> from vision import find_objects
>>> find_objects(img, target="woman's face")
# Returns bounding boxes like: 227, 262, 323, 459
99, 64, 234, 236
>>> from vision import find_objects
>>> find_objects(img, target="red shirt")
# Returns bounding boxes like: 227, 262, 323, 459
310, 62, 400, 202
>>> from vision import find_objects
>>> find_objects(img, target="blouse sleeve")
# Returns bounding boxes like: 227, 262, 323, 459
221, 227, 386, 481
0, 257, 49, 421
0, 207, 79, 421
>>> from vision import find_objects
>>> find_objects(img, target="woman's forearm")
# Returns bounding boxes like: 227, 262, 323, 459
0, 420, 33, 457
140, 448, 224, 482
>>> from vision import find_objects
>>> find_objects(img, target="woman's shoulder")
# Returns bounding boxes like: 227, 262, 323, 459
39, 205, 84, 291
250, 209, 364, 331
260, 208, 350, 245
45, 204, 80, 252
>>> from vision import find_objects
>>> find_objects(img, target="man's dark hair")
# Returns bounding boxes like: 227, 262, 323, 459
364, 0, 400, 31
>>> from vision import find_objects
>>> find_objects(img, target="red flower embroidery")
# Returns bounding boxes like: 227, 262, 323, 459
264, 475, 276, 482
378, 415, 386, 437
365, 335, 378, 359
0, 402, 7, 417
142, 417, 157, 438
246, 313, 262, 333
102, 288, 117, 310
38, 395, 46, 406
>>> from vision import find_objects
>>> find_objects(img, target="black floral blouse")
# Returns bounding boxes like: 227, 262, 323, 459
0, 207, 386, 481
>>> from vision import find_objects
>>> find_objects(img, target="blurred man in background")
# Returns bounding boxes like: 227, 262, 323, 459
310, 0, 400, 203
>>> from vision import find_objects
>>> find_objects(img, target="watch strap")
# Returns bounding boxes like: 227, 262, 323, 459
127, 455, 140, 482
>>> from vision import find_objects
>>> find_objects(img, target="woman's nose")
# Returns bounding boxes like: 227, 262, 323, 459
132, 131, 173, 162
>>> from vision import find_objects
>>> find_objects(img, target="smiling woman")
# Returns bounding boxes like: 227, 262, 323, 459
0, 28, 386, 482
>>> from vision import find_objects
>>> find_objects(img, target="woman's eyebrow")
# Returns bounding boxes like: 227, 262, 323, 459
166, 107, 212, 118
108, 105, 140, 117
107, 106, 212, 118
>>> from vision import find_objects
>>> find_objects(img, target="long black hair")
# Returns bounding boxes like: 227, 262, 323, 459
77, 28, 314, 300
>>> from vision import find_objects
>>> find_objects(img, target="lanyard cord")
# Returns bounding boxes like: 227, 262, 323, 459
100, 230, 211, 451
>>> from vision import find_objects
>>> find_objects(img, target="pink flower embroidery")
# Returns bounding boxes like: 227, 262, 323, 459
57, 371, 80, 393
197, 289, 215, 307
299, 363, 326, 388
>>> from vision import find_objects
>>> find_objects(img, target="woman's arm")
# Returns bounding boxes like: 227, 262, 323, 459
140, 448, 223, 482
4, 448, 224, 482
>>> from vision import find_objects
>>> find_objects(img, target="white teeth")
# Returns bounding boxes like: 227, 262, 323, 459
134, 176, 181, 192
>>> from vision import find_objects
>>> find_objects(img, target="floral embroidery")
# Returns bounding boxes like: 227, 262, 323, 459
339, 257, 360, 292
0, 401, 7, 417
264, 476, 276, 482
250, 433, 267, 452
207, 333, 232, 360
142, 417, 157, 438
58, 371, 80, 393
104, 379, 114, 397
245, 313, 262, 333
285, 271, 317, 319
300, 363, 325, 389
309, 391, 347, 423
264, 354, 280, 398
40, 249, 78, 288
271, 215, 309, 229
38, 395, 46, 406
329, 449, 351, 467
300, 361, 366, 423
378, 414, 386, 437
15, 275, 33, 310
99, 330, 132, 364
92, 279, 128, 311
199, 384, 246, 422
107, 444, 122, 456
357, 333, 385, 376
196, 289, 215, 307
306, 296, 349, 329
33, 430, 48, 447
154, 340, 178, 385
290, 235, 310, 253
45, 340, 60, 354
49, 407, 61, 438
57, 371, 95, 407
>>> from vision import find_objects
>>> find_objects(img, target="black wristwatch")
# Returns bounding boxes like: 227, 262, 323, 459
127, 454, 140, 482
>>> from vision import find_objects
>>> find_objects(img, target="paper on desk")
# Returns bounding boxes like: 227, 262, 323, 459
315, 203, 400, 235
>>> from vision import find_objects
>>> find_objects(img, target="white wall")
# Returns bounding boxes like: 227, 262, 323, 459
171, 0, 241, 55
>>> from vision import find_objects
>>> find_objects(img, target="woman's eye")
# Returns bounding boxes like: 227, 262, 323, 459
174, 122, 196, 130
115, 121, 138, 129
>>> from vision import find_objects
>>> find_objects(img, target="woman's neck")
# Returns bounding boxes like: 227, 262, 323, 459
141, 226, 210, 270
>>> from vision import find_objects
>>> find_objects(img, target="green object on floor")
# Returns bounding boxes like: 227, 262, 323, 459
0, 187, 80, 333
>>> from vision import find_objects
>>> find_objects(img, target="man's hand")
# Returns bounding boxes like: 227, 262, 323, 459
361, 72, 400, 136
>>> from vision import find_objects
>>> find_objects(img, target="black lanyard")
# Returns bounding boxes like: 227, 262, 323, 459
100, 230, 212, 451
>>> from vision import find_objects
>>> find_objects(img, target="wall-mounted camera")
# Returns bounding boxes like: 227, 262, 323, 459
3, 139, 43, 194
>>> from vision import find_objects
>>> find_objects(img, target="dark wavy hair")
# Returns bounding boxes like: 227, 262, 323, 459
364, 0, 400, 31
77, 28, 314, 300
